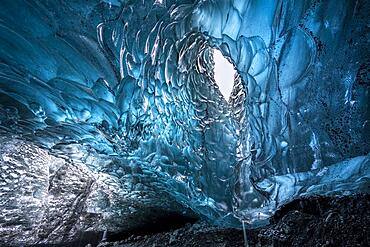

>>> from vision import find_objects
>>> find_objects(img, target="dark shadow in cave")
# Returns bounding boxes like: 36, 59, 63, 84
107, 211, 198, 242
27, 211, 198, 247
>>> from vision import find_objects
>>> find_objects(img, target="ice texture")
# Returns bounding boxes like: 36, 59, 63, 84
0, 0, 369, 243
0, 136, 191, 245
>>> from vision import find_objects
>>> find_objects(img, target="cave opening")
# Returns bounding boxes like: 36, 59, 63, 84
212, 48, 236, 101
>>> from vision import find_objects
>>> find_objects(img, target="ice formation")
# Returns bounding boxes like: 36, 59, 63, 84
0, 0, 369, 244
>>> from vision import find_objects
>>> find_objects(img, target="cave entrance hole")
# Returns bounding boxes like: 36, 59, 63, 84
212, 49, 236, 101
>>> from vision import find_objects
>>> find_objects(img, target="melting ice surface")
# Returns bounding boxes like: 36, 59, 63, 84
0, 0, 369, 236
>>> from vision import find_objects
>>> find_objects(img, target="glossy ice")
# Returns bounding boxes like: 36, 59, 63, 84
0, 0, 369, 244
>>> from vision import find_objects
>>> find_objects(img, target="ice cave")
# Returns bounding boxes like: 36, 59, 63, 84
0, 0, 369, 246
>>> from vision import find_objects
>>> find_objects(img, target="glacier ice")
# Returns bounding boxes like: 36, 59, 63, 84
0, 0, 369, 244
0, 136, 191, 245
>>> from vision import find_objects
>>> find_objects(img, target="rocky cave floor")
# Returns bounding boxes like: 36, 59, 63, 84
92, 194, 370, 247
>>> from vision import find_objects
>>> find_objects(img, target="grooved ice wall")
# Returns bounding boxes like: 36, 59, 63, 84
0, 0, 369, 245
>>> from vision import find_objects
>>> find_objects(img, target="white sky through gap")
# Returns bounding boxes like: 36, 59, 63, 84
213, 49, 235, 100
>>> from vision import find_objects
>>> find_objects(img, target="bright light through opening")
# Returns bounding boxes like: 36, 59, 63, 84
213, 49, 236, 101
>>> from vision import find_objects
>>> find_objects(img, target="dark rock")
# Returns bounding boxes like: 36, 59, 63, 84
98, 194, 369, 247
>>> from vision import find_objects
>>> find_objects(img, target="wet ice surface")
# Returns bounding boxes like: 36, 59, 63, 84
0, 0, 369, 245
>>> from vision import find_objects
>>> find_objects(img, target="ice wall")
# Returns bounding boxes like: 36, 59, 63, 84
0, 0, 369, 242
